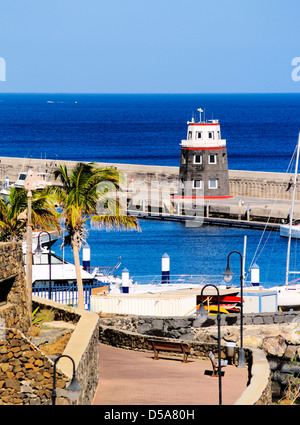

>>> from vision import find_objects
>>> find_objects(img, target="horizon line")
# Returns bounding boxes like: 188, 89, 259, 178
0, 91, 300, 95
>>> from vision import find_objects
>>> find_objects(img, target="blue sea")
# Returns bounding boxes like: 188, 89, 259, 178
1, 93, 300, 286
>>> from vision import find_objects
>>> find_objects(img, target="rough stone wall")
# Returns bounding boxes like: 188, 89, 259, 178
0, 244, 99, 405
0, 327, 68, 405
32, 297, 100, 405
71, 317, 100, 405
98, 311, 300, 337
0, 242, 30, 336
98, 325, 239, 359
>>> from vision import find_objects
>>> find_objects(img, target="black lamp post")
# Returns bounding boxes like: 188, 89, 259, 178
52, 354, 82, 405
34, 230, 52, 300
196, 284, 222, 405
222, 250, 246, 368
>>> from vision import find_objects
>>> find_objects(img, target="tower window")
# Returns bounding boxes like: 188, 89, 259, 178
196, 131, 202, 139
193, 179, 203, 189
209, 179, 218, 189
193, 154, 202, 164
188, 131, 193, 140
208, 132, 215, 139
208, 154, 217, 164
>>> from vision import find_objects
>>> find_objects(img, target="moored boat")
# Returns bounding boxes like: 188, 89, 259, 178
280, 223, 300, 239
249, 132, 300, 310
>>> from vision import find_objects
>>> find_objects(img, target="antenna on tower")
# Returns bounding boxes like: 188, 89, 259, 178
197, 108, 203, 123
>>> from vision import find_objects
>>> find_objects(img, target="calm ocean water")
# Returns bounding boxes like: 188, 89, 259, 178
1, 93, 300, 286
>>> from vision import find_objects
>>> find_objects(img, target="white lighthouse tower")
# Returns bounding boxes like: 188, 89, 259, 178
179, 108, 232, 199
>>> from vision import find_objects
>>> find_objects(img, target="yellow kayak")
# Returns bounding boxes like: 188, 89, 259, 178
204, 305, 229, 315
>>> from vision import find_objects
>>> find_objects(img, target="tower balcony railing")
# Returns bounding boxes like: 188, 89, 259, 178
180, 139, 226, 148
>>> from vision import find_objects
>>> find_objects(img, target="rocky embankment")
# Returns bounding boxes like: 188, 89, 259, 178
197, 322, 300, 398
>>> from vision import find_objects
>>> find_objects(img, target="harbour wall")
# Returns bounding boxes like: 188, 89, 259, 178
0, 156, 299, 201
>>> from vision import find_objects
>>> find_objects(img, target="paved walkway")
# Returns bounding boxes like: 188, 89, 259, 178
92, 343, 249, 406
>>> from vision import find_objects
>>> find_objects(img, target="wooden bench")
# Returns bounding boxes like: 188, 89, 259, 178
148, 339, 191, 363
208, 351, 228, 377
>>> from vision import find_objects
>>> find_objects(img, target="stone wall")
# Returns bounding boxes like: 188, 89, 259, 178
0, 242, 100, 405
98, 311, 300, 338
0, 327, 68, 405
32, 296, 100, 406
0, 295, 99, 405
0, 242, 30, 336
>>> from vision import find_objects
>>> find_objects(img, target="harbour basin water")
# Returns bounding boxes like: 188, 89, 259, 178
53, 218, 299, 288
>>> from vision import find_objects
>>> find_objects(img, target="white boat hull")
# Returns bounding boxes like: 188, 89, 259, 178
272, 284, 300, 308
280, 224, 300, 239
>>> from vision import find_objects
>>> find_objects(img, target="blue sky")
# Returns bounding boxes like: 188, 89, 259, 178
0, 0, 300, 93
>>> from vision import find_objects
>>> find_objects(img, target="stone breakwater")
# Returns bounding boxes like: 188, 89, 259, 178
0, 156, 299, 201
2, 156, 300, 224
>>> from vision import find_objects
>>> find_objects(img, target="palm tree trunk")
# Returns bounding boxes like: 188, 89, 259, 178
73, 244, 85, 309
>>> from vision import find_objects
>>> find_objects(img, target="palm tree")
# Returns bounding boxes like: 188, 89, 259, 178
53, 162, 139, 309
0, 186, 60, 242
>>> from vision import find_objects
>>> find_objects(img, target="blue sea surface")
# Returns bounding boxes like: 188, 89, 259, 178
1, 93, 300, 286
0, 93, 300, 172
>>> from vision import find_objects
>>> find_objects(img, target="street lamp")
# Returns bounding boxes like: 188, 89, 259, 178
52, 354, 82, 405
196, 284, 223, 405
24, 170, 46, 321
222, 250, 246, 368
34, 231, 52, 300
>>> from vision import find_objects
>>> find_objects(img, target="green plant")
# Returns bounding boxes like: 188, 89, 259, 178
0, 186, 60, 242
32, 307, 44, 325
32, 307, 55, 325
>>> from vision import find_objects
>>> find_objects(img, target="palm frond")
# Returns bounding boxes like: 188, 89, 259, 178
91, 214, 140, 231
54, 162, 140, 249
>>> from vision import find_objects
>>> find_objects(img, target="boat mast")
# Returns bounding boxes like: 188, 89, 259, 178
285, 132, 300, 285
243, 235, 247, 283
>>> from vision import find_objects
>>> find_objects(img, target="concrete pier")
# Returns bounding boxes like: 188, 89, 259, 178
1, 155, 299, 227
